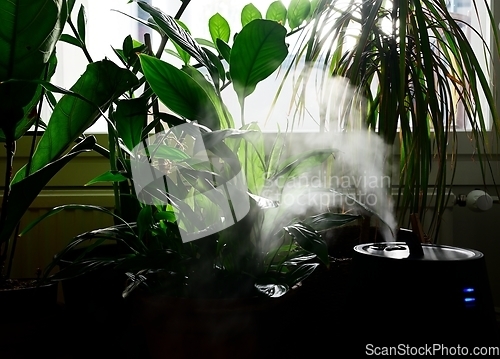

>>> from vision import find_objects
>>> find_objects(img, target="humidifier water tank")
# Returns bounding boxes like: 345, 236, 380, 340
348, 238, 498, 345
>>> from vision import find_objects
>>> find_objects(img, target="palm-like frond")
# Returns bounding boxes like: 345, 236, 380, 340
280, 0, 499, 240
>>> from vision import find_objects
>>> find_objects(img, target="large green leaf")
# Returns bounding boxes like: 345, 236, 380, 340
181, 65, 233, 128
0, 136, 96, 244
0, 51, 59, 141
12, 60, 138, 184
139, 54, 221, 130
0, 0, 67, 137
230, 19, 288, 105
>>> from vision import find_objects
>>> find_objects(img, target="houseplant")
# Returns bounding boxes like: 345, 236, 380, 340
0, 2, 137, 356
24, 0, 374, 298
18, 1, 388, 356
0, 0, 67, 291
0, 0, 138, 312
276, 0, 500, 241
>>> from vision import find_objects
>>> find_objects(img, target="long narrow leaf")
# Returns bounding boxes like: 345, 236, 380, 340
0, 137, 96, 243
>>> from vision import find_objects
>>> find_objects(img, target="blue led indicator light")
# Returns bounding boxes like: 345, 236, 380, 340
464, 297, 476, 303
463, 287, 475, 293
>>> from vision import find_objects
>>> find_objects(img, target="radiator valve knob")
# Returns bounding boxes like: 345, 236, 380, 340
466, 190, 493, 212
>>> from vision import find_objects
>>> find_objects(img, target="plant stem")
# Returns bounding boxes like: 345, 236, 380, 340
108, 107, 121, 218
240, 102, 249, 184
67, 18, 93, 63
153, 0, 191, 58
174, 0, 191, 20
26, 64, 49, 177
0, 137, 16, 278
5, 224, 20, 279
6, 70, 49, 279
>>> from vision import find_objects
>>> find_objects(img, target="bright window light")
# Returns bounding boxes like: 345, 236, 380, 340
45, 0, 492, 134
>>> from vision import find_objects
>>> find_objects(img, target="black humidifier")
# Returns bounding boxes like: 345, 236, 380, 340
348, 229, 498, 345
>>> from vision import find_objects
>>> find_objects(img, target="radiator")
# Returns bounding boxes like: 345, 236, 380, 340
3, 190, 114, 279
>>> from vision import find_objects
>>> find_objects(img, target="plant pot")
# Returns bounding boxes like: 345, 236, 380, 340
56, 244, 126, 313
0, 279, 59, 357
0, 278, 58, 320
132, 293, 293, 359
54, 245, 146, 357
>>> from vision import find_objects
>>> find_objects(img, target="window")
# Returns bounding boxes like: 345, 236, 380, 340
48, 0, 494, 133
445, 0, 491, 130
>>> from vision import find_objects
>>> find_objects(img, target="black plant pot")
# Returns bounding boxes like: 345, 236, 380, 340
55, 245, 147, 358
0, 279, 59, 358
132, 292, 293, 359
56, 244, 126, 312
0, 279, 58, 320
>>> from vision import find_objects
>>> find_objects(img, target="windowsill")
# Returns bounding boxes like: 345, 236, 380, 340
2, 130, 499, 189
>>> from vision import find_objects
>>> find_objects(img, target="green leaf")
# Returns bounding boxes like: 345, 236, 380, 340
287, 0, 311, 29
12, 60, 138, 184
85, 171, 128, 186
201, 128, 259, 150
139, 54, 221, 130
123, 35, 133, 58
114, 97, 148, 151
137, 1, 215, 75
209, 13, 230, 44
285, 263, 318, 286
119, 36, 147, 68
230, 19, 288, 105
271, 149, 334, 183
164, 49, 184, 62
19, 203, 135, 240
216, 39, 231, 62
77, 4, 86, 43
195, 38, 217, 50
154, 210, 177, 223
225, 124, 266, 194
173, 19, 191, 65
151, 146, 191, 162
266, 1, 287, 25
0, 0, 67, 137
303, 212, 360, 232
153, 112, 186, 129
309, 0, 322, 17
284, 222, 328, 266
241, 3, 263, 27
59, 34, 83, 48
0, 52, 58, 141
201, 49, 226, 85
0, 137, 96, 244
137, 205, 153, 240
254, 283, 288, 298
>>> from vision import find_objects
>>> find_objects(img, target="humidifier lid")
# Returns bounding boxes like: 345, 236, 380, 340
354, 242, 483, 261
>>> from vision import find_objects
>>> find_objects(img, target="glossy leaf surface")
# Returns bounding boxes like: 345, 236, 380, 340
230, 19, 288, 105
